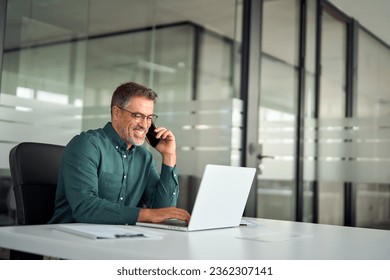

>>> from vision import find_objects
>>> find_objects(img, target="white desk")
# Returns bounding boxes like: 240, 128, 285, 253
0, 218, 389, 259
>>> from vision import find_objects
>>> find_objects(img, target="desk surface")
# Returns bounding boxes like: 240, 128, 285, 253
0, 218, 389, 260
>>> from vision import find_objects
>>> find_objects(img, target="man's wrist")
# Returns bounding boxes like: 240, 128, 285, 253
162, 154, 176, 167
138, 208, 151, 222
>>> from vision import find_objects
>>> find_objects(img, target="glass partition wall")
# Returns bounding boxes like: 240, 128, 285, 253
252, 0, 390, 228
0, 0, 389, 229
354, 28, 390, 229
256, 0, 300, 221
0, 0, 90, 226
0, 0, 243, 215
317, 6, 348, 226
0, 0, 89, 162
314, 4, 390, 228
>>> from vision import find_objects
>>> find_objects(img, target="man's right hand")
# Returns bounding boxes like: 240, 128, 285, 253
138, 207, 191, 224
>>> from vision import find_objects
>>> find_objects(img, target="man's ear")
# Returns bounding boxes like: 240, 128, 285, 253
112, 106, 121, 120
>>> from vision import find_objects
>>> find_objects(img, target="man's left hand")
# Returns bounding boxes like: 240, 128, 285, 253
153, 126, 176, 167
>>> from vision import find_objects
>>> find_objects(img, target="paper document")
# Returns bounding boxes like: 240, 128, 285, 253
54, 224, 157, 239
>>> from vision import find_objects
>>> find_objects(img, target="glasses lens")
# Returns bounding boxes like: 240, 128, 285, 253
133, 113, 143, 123
132, 113, 156, 123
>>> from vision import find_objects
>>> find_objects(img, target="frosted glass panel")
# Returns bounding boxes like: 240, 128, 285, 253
258, 119, 296, 180
0, 93, 81, 168
257, 0, 300, 222
355, 28, 390, 229
0, 0, 89, 169
302, 116, 390, 184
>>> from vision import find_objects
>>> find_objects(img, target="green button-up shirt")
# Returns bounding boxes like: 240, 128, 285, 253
49, 122, 179, 225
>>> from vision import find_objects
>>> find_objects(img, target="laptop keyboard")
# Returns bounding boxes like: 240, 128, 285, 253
162, 219, 188, 227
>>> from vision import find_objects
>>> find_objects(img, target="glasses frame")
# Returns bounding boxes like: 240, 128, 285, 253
117, 106, 158, 124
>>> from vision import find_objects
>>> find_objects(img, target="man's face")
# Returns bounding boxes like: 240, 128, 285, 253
113, 96, 154, 148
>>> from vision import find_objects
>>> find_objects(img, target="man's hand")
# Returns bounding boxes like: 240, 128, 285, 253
138, 207, 190, 224
152, 126, 176, 167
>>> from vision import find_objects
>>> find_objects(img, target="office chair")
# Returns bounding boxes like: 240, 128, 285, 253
0, 176, 14, 226
8, 142, 64, 259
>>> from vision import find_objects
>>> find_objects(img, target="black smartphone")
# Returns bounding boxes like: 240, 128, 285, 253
146, 122, 161, 147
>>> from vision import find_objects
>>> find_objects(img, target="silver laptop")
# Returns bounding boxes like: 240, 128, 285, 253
136, 164, 256, 231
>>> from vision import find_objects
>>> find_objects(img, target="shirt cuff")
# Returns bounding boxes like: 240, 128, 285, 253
160, 164, 179, 205
160, 164, 179, 185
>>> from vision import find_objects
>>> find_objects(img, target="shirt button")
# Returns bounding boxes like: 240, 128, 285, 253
120, 197, 124, 201
173, 192, 176, 195
124, 175, 127, 179
116, 146, 119, 149
123, 155, 126, 158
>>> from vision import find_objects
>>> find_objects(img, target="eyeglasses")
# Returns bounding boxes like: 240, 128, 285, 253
117, 106, 158, 124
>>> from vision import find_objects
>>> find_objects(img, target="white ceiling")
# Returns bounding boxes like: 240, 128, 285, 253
329, 0, 390, 45
89, 0, 390, 46
4, 0, 389, 49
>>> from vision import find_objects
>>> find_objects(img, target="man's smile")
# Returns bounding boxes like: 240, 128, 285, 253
133, 128, 146, 138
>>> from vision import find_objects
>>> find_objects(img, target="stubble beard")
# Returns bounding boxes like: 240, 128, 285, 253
118, 124, 146, 147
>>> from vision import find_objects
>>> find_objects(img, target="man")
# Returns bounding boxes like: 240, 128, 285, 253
49, 82, 190, 225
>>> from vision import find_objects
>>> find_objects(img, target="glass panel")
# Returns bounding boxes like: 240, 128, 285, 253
356, 29, 390, 117
257, 0, 299, 221
197, 31, 238, 100
319, 12, 346, 118
302, 0, 317, 223
0, 0, 89, 169
317, 8, 347, 226
83, 24, 195, 130
154, 99, 244, 175
355, 28, 390, 229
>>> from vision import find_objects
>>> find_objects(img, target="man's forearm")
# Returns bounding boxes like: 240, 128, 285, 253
162, 153, 176, 167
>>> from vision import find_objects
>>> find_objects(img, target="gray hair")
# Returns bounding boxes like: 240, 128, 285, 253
110, 82, 158, 114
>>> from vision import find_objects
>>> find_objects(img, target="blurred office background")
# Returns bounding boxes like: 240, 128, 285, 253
0, 0, 389, 230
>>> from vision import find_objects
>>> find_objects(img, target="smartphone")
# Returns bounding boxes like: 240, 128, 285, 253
146, 122, 161, 147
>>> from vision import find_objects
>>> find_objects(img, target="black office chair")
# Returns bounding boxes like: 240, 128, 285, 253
0, 176, 14, 226
8, 142, 64, 259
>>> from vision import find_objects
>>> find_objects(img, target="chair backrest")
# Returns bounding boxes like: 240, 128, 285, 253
9, 142, 64, 225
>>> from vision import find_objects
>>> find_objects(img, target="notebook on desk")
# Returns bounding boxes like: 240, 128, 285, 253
136, 164, 256, 231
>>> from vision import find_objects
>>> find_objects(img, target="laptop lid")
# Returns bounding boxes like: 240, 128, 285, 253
136, 164, 256, 231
